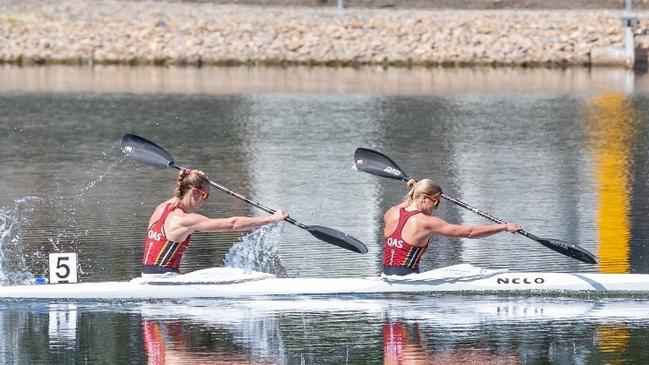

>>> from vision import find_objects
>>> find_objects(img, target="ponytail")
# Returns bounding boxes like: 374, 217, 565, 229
404, 179, 442, 202
405, 178, 417, 201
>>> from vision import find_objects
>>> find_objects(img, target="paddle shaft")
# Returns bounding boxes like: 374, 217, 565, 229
441, 191, 544, 239
170, 163, 303, 228
396, 174, 544, 241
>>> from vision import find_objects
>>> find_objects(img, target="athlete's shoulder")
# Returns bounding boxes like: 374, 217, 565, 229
151, 199, 175, 217
384, 205, 402, 219
148, 200, 172, 227
152, 200, 170, 213
412, 213, 444, 228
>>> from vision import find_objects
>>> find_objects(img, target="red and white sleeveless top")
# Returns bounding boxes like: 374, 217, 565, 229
142, 204, 191, 271
383, 208, 428, 269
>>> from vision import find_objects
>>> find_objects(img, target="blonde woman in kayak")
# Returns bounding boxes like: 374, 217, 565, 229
383, 179, 522, 276
142, 169, 288, 274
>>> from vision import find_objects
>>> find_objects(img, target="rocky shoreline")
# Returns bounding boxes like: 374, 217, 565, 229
2, 0, 649, 67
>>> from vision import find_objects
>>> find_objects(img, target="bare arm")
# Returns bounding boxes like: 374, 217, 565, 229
165, 210, 288, 241
194, 212, 287, 232
425, 218, 521, 239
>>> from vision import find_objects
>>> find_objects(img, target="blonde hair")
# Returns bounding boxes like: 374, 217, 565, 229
171, 169, 209, 209
405, 179, 442, 202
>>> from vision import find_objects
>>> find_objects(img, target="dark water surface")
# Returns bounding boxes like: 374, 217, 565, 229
1, 65, 648, 364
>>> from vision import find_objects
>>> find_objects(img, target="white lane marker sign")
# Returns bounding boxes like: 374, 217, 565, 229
49, 253, 78, 284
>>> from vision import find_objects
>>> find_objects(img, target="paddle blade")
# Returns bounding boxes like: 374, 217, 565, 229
305, 225, 368, 254
121, 134, 175, 169
535, 238, 599, 264
354, 148, 408, 181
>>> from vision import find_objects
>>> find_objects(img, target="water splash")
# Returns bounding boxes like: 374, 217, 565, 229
0, 141, 131, 284
43, 141, 131, 276
223, 223, 287, 277
0, 197, 40, 285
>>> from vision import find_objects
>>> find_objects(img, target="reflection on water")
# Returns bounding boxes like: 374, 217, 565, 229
142, 320, 265, 365
0, 67, 649, 278
1, 65, 647, 95
596, 325, 629, 354
585, 93, 641, 273
3, 297, 649, 364
384, 322, 429, 365
48, 304, 77, 350
384, 321, 519, 365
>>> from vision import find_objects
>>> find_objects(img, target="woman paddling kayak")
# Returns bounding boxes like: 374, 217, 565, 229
383, 179, 522, 276
142, 169, 288, 274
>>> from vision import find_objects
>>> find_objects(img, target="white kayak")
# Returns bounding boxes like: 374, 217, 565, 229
1, 264, 649, 300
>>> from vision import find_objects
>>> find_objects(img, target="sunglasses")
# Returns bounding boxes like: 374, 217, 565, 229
423, 192, 442, 205
191, 186, 209, 201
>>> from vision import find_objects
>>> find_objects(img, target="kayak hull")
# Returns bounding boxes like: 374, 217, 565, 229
2, 265, 649, 300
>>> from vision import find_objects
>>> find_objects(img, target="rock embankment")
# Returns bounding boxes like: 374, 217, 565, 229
2, 0, 649, 67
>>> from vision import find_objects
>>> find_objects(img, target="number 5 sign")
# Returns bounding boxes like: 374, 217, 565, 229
49, 253, 78, 284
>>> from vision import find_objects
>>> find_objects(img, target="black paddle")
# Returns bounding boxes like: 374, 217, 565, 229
353, 147, 599, 264
119, 134, 368, 254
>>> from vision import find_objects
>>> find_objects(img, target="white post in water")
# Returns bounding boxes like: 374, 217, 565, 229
623, 0, 639, 68
338, 0, 346, 9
